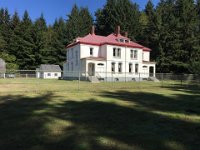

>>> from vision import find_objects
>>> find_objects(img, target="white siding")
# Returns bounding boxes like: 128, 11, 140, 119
143, 51, 150, 61
80, 44, 100, 58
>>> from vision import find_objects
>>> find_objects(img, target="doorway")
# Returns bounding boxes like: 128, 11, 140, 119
88, 63, 95, 76
149, 66, 154, 77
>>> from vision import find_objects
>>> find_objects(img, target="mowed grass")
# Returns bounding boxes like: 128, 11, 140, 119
0, 78, 200, 150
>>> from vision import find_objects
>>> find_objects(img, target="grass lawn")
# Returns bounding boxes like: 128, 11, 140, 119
0, 78, 200, 150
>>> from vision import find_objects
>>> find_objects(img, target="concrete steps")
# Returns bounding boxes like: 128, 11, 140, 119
148, 77, 160, 82
88, 76, 100, 83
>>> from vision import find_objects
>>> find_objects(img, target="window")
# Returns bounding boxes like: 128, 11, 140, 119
119, 39, 124, 42
98, 63, 104, 66
75, 51, 78, 66
130, 50, 134, 59
111, 62, 115, 73
143, 66, 147, 68
54, 73, 58, 76
113, 48, 121, 58
135, 64, 139, 73
113, 48, 116, 57
129, 63, 133, 73
125, 39, 129, 43
118, 63, 122, 73
134, 50, 138, 59
47, 73, 51, 76
90, 48, 93, 56
117, 48, 121, 57
131, 50, 137, 59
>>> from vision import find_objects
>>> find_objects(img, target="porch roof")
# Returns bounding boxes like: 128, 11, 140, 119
142, 61, 156, 64
81, 57, 106, 61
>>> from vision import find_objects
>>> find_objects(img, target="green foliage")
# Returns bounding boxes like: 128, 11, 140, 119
0, 1, 200, 73
0, 52, 18, 71
95, 0, 141, 40
65, 5, 93, 44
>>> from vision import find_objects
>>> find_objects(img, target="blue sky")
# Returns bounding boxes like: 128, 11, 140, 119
0, 0, 159, 25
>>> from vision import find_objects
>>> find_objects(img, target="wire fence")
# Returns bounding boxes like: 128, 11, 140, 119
0, 70, 200, 94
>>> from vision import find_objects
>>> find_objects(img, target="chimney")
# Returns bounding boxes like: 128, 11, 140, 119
116, 26, 120, 36
124, 32, 128, 37
91, 25, 95, 35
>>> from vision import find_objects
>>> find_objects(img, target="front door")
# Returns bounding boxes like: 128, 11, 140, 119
88, 63, 95, 76
149, 66, 154, 77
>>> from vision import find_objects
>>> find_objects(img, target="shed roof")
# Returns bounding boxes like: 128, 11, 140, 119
39, 64, 62, 72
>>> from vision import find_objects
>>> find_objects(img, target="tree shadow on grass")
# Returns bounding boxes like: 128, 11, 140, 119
0, 91, 200, 150
162, 83, 200, 95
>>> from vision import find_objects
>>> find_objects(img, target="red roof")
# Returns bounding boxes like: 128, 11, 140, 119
67, 33, 151, 51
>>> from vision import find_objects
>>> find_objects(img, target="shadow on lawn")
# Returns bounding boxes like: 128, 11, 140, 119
0, 90, 200, 150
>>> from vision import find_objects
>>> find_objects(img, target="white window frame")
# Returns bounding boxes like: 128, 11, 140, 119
129, 63, 133, 73
111, 62, 115, 73
90, 48, 93, 56
113, 48, 121, 58
118, 63, 122, 73
135, 64, 139, 74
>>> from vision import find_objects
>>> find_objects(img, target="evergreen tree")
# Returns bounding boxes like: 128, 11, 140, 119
53, 17, 67, 66
33, 14, 47, 67
95, 0, 141, 40
65, 5, 93, 44
173, 0, 199, 73
16, 10, 35, 69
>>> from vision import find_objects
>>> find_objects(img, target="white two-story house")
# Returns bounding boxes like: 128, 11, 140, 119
63, 26, 156, 82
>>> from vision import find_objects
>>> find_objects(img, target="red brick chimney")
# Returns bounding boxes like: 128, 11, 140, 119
116, 26, 120, 36
91, 25, 95, 35
124, 31, 128, 37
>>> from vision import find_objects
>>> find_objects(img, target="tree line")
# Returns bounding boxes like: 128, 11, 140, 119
0, 0, 200, 73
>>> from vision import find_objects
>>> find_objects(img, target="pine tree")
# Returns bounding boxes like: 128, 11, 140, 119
33, 14, 47, 67
95, 0, 141, 40
65, 5, 93, 44
16, 10, 35, 69
53, 17, 67, 66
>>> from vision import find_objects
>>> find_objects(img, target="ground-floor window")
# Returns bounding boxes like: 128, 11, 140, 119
54, 73, 58, 76
47, 73, 51, 76
118, 63, 122, 73
135, 64, 139, 73
129, 63, 133, 73
111, 62, 115, 73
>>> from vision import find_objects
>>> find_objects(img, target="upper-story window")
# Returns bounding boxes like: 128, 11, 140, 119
130, 50, 134, 59
134, 50, 138, 59
119, 38, 129, 43
113, 48, 121, 58
130, 50, 138, 59
90, 48, 93, 56
119, 39, 124, 42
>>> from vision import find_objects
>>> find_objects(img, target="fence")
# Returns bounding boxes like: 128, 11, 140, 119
0, 70, 200, 93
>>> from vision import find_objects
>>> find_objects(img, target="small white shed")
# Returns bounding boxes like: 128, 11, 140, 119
36, 64, 62, 79
0, 58, 6, 78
